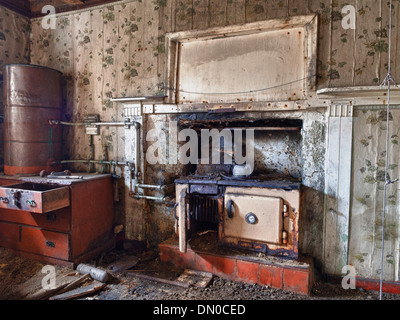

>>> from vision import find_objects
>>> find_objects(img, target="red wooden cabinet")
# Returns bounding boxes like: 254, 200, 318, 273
0, 174, 114, 267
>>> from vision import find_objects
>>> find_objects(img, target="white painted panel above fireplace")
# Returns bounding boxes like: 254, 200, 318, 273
178, 27, 306, 104
165, 15, 318, 107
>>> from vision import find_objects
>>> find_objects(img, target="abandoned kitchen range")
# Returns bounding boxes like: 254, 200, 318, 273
1, 0, 400, 299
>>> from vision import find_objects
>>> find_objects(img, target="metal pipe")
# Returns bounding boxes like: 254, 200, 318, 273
133, 122, 140, 193
136, 183, 172, 190
55, 120, 126, 126
133, 194, 169, 202
110, 95, 167, 102
60, 159, 132, 166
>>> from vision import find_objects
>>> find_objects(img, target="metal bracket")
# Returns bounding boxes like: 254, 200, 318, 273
46, 241, 56, 248
84, 114, 100, 135
124, 118, 132, 129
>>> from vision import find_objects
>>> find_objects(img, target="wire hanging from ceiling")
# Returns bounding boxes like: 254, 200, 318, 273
379, 0, 398, 301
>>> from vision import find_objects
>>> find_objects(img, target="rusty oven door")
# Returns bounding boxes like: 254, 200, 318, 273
0, 182, 70, 214
221, 190, 284, 249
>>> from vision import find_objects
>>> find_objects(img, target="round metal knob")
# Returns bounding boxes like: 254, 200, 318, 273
245, 212, 258, 224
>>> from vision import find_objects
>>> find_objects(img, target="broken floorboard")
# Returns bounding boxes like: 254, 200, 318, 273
177, 269, 213, 288
49, 281, 106, 300
126, 269, 213, 289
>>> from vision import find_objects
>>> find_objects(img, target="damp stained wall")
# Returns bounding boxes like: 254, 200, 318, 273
0, 6, 31, 172
0, 0, 399, 281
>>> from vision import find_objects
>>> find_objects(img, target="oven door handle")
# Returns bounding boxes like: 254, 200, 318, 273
172, 202, 179, 220
227, 200, 234, 219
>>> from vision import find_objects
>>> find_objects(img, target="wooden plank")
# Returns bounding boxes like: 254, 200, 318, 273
176, 269, 213, 288
127, 272, 190, 288
30, 273, 91, 300
50, 281, 106, 300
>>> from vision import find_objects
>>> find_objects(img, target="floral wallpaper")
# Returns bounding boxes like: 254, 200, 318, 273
28, 0, 400, 167
0, 6, 30, 68
350, 107, 400, 281
0, 6, 30, 171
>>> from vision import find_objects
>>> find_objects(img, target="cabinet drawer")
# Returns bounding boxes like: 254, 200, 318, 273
0, 207, 70, 232
0, 222, 70, 260
0, 182, 70, 213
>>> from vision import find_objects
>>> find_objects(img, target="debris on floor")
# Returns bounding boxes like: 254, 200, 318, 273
176, 269, 213, 288
49, 281, 106, 300
1, 247, 400, 301
107, 255, 140, 273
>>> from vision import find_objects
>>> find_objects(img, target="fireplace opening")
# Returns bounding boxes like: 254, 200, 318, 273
175, 116, 303, 259
177, 117, 303, 180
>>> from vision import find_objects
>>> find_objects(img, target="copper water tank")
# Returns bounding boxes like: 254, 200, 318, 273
2, 64, 63, 175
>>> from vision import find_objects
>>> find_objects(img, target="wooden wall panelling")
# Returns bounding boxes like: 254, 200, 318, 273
329, 0, 357, 88
379, 0, 398, 83
348, 107, 400, 281
193, 0, 210, 30
288, 0, 310, 17
353, 0, 384, 86
393, 3, 400, 82
174, 0, 193, 32
245, 0, 267, 22
157, 0, 174, 97
99, 5, 118, 166
265, 0, 288, 20
209, 0, 227, 28
142, 0, 159, 85
308, 0, 332, 89
71, 9, 91, 168
226, 0, 246, 26
113, 3, 129, 161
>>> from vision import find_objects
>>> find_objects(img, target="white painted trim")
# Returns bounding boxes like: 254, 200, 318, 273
323, 103, 354, 275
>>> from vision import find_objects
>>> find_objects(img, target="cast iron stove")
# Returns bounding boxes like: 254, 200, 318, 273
174, 172, 301, 260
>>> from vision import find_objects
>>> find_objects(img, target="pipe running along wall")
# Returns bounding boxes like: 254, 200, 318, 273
54, 119, 170, 202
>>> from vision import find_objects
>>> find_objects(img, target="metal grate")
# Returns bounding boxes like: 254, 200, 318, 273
188, 195, 219, 224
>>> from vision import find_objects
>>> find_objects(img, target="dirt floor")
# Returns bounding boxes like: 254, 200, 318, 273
1, 246, 400, 301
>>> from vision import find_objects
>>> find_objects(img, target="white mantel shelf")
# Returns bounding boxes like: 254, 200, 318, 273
316, 86, 400, 106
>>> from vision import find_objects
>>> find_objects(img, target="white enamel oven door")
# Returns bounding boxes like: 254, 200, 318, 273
222, 191, 283, 245
175, 184, 188, 253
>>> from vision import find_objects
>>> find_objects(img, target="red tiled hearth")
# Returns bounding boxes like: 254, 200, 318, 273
159, 237, 314, 295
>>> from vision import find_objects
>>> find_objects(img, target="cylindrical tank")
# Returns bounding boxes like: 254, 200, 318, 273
2, 64, 63, 175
